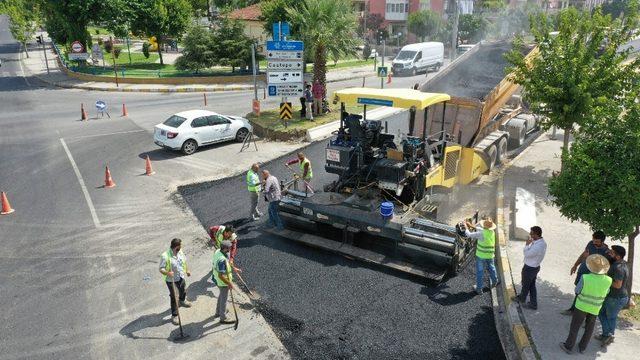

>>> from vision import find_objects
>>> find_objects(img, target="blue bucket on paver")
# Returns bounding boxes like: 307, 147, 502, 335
380, 202, 394, 219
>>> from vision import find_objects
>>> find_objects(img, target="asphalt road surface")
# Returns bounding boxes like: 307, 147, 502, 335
179, 139, 505, 360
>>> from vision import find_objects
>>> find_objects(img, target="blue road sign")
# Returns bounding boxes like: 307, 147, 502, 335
357, 97, 393, 107
377, 66, 388, 78
272, 22, 291, 41
268, 85, 277, 96
96, 100, 107, 111
266, 41, 304, 51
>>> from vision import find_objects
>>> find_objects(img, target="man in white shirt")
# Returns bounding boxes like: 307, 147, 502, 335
513, 226, 547, 310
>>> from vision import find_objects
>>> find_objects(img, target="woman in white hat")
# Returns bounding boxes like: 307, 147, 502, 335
464, 217, 499, 295
560, 254, 612, 354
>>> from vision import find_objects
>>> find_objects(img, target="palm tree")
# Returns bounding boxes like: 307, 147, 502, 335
286, 0, 358, 89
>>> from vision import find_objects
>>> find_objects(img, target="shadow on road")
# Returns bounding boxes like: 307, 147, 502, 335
119, 309, 172, 340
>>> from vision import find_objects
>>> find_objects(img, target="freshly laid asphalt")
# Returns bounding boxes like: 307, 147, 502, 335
179, 140, 505, 360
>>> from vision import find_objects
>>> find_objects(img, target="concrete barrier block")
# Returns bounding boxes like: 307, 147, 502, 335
514, 187, 536, 240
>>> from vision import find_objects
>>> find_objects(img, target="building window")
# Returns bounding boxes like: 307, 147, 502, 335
420, 0, 430, 11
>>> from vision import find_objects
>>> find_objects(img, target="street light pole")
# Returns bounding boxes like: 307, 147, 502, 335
251, 42, 258, 101
450, 0, 459, 62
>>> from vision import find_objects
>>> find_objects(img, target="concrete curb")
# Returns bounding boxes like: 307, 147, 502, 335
305, 120, 340, 142
493, 143, 542, 360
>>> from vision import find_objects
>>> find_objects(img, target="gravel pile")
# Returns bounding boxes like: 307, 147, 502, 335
423, 41, 516, 100
179, 140, 504, 360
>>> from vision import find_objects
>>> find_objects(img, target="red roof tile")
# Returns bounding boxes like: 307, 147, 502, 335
228, 4, 262, 21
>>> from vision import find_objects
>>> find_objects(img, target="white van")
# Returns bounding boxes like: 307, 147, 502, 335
392, 42, 444, 76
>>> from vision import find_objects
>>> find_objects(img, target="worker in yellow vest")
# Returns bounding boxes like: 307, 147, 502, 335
159, 238, 191, 325
560, 254, 612, 354
464, 218, 499, 295
285, 152, 313, 193
247, 163, 263, 221
212, 241, 236, 324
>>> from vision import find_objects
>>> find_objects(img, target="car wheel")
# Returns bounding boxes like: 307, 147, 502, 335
496, 137, 508, 165
181, 139, 198, 155
435, 63, 442, 72
485, 144, 497, 171
235, 128, 249, 142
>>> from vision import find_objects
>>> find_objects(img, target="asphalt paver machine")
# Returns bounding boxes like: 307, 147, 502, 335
273, 88, 491, 281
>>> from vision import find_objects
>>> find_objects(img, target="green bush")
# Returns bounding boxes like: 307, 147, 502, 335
104, 40, 113, 54
142, 42, 150, 59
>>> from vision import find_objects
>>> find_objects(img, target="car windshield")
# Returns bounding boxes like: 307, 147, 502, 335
163, 115, 187, 128
395, 50, 416, 61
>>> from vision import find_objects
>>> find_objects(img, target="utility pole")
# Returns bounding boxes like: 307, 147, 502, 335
251, 42, 258, 101
38, 35, 49, 74
380, 39, 385, 89
449, 0, 459, 62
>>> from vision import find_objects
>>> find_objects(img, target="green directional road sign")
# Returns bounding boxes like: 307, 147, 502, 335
377, 66, 388, 78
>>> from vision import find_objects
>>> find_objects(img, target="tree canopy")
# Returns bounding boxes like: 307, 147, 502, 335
505, 3, 640, 167
286, 0, 358, 87
0, 0, 41, 57
407, 10, 442, 42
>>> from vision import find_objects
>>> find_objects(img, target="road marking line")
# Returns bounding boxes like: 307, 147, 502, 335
59, 138, 101, 228
66, 129, 146, 140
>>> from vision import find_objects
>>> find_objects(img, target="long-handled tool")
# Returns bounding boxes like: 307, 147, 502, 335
170, 280, 189, 340
233, 266, 255, 298
284, 165, 315, 194
229, 288, 239, 330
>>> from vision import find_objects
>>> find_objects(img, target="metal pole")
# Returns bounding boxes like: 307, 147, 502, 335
41, 36, 50, 74
251, 43, 258, 100
450, 0, 459, 62
363, 1, 368, 43
380, 40, 385, 89
110, 36, 119, 87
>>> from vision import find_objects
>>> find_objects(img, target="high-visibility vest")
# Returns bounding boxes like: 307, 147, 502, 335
212, 249, 233, 287
161, 249, 187, 282
299, 158, 313, 180
214, 226, 226, 249
475, 229, 496, 259
576, 273, 612, 315
246, 170, 260, 192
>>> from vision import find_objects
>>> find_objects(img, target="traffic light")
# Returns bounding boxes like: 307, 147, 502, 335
377, 30, 383, 45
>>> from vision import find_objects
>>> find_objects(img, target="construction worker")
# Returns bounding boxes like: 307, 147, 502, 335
159, 238, 191, 325
464, 217, 499, 295
560, 254, 612, 354
285, 152, 313, 193
209, 225, 236, 249
247, 163, 263, 221
212, 240, 236, 324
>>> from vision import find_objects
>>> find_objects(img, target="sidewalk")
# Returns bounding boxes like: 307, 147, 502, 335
21, 40, 377, 93
502, 131, 640, 359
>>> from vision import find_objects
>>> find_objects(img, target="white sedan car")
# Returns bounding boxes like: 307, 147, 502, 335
153, 110, 252, 155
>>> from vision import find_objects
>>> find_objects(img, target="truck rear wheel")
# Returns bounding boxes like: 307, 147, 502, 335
508, 126, 526, 149
496, 138, 508, 165
485, 144, 497, 171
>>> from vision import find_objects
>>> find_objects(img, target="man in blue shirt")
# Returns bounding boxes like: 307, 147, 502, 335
562, 230, 610, 315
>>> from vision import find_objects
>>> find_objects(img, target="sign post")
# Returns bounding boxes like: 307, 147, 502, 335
266, 32, 304, 125
380, 40, 386, 89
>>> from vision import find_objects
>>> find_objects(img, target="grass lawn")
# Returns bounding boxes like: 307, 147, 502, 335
620, 295, 640, 323
247, 103, 372, 133
105, 52, 159, 66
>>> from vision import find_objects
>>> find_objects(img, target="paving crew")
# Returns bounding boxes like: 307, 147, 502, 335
464, 217, 499, 295
285, 152, 313, 193
247, 163, 263, 221
560, 254, 612, 354
208, 225, 238, 261
262, 169, 284, 230
212, 240, 236, 324
159, 238, 191, 325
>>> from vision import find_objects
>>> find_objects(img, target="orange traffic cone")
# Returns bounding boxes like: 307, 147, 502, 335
387, 73, 392, 84
121, 103, 128, 117
104, 166, 116, 188
145, 155, 155, 176
81, 103, 88, 121
1, 192, 15, 215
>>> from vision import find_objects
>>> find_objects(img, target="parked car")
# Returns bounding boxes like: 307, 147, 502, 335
391, 42, 444, 76
153, 110, 252, 155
